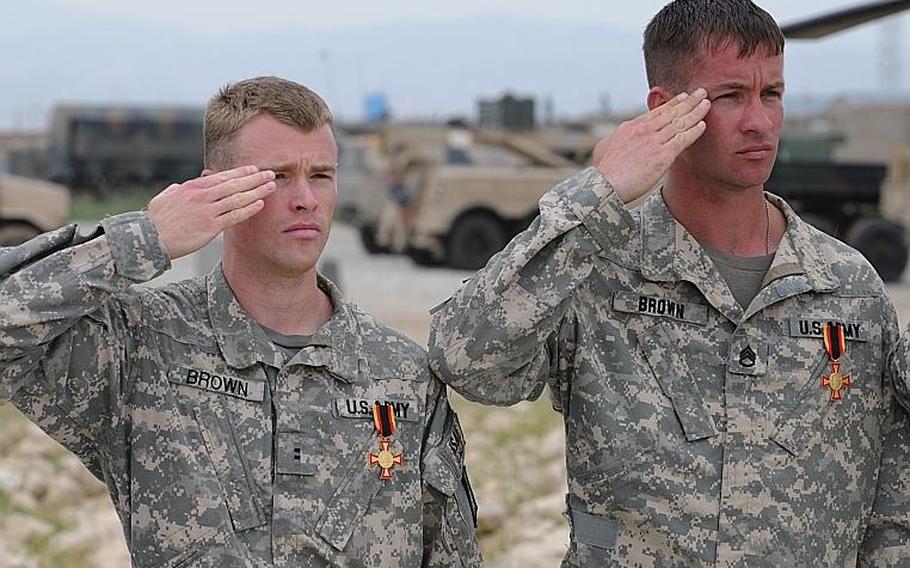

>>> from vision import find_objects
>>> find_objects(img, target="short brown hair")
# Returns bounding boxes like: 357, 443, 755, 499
204, 76, 333, 168
643, 0, 784, 90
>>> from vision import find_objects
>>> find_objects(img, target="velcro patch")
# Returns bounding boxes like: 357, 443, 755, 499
787, 318, 868, 342
334, 398, 419, 422
613, 292, 708, 326
168, 365, 265, 402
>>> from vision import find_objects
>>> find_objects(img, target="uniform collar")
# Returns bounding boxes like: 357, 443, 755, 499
638, 190, 840, 323
206, 266, 367, 382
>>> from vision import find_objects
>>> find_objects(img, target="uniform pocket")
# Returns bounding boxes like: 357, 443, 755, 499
423, 448, 482, 567
168, 364, 267, 533
638, 323, 719, 442
161, 526, 251, 568
312, 434, 387, 551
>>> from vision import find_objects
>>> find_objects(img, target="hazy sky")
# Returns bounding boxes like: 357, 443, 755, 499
4, 1, 909, 129
34, 0, 887, 34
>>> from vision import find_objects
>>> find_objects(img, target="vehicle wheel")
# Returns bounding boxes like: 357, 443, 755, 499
318, 257, 342, 291
800, 213, 837, 237
0, 223, 41, 247
359, 225, 390, 254
844, 216, 908, 283
447, 213, 507, 270
406, 246, 443, 266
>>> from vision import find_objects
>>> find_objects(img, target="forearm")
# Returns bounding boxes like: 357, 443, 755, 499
428, 167, 636, 405
0, 211, 168, 400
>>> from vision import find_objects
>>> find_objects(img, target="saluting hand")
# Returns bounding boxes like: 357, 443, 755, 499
594, 88, 710, 204
147, 166, 276, 260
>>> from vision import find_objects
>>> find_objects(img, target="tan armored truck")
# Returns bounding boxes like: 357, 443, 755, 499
402, 130, 579, 270
0, 175, 71, 245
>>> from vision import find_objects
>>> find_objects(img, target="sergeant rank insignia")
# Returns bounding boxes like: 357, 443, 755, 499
368, 403, 402, 480
822, 322, 852, 401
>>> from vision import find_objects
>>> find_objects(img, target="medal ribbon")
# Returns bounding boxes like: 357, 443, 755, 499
372, 403, 397, 438
822, 322, 846, 361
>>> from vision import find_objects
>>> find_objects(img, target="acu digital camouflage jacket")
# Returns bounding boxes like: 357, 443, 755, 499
429, 167, 910, 567
0, 211, 482, 568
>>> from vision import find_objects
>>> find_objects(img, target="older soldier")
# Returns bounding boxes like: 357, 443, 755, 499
429, 1, 906, 566
0, 76, 481, 567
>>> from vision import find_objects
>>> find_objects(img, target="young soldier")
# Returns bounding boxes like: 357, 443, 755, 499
429, 1, 907, 565
0, 76, 481, 567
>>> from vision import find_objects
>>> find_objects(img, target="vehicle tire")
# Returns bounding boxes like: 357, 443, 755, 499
0, 223, 41, 247
800, 213, 838, 237
446, 213, 507, 270
318, 257, 342, 291
359, 225, 390, 254
406, 246, 443, 266
844, 216, 908, 283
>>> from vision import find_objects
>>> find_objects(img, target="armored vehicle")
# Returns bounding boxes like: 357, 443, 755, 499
400, 130, 579, 269
0, 175, 71, 245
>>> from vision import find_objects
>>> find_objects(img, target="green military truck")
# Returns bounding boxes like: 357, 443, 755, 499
45, 105, 203, 193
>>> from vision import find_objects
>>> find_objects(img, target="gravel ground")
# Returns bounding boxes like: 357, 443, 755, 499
3, 221, 910, 566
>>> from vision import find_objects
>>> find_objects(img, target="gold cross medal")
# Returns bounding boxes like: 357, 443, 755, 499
822, 322, 852, 401
368, 403, 402, 480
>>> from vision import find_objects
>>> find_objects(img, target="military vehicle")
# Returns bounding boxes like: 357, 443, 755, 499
393, 130, 580, 269
0, 175, 70, 245
776, 0, 910, 281
45, 105, 203, 193
337, 132, 386, 223
353, 124, 452, 255
352, 123, 602, 269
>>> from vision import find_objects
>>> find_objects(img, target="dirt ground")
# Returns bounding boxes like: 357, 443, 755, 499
2, 222, 910, 567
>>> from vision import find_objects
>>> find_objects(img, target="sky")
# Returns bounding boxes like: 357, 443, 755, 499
31, 0, 890, 34
3, 0, 909, 130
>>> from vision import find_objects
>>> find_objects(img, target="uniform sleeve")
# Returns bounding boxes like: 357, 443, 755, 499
420, 374, 483, 567
427, 167, 637, 405
858, 402, 910, 566
0, 211, 169, 447
857, 299, 910, 565
889, 323, 910, 412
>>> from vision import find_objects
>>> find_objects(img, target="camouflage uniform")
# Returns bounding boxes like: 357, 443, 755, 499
0, 212, 482, 568
429, 168, 904, 567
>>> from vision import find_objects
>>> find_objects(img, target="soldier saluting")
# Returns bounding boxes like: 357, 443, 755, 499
429, 1, 907, 565
0, 76, 481, 567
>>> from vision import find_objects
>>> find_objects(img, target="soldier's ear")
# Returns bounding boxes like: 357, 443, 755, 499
647, 87, 674, 111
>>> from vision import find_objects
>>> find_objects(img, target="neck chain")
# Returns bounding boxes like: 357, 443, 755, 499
764, 198, 771, 256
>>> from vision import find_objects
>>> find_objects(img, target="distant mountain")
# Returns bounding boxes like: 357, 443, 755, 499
0, 1, 898, 130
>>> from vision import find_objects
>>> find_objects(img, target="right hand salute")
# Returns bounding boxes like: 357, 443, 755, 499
147, 166, 276, 260
594, 88, 710, 204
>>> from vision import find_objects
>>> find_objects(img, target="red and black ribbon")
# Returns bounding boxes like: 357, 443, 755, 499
372, 403, 397, 438
823, 322, 846, 362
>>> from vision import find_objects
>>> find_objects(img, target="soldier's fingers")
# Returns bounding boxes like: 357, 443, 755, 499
185, 165, 260, 190
658, 98, 711, 142
666, 120, 707, 154
649, 88, 708, 131
213, 182, 276, 215
216, 199, 266, 229
638, 91, 692, 129
207, 170, 276, 201
646, 91, 690, 120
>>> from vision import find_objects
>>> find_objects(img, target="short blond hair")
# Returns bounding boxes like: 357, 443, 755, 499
204, 76, 333, 168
